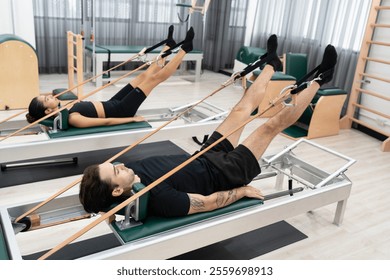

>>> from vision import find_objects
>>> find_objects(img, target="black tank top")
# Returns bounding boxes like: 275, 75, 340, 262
68, 101, 98, 118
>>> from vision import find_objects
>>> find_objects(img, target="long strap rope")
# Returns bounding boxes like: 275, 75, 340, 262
0, 39, 172, 125
38, 85, 294, 260
14, 77, 236, 224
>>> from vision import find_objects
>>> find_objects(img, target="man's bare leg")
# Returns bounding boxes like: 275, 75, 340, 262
215, 65, 275, 147
242, 82, 320, 159
243, 44, 338, 159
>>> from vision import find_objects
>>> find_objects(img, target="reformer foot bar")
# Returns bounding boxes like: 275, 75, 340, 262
0, 101, 228, 165
0, 139, 355, 260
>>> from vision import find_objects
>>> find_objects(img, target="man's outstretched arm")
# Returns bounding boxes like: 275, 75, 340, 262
187, 185, 263, 215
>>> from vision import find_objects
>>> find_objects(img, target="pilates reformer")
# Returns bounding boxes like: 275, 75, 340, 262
0, 100, 228, 166
0, 139, 355, 260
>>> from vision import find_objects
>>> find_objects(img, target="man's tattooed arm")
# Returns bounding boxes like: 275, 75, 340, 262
187, 185, 263, 215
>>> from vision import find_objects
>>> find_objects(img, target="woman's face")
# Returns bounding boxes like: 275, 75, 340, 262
37, 95, 60, 110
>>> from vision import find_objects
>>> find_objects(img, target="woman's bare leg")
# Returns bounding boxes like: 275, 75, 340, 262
129, 26, 176, 88
137, 27, 194, 96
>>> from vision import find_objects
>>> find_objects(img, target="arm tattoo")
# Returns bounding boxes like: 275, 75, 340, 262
190, 196, 206, 210
216, 189, 237, 207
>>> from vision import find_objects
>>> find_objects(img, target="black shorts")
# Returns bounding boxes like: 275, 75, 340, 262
102, 84, 146, 118
197, 131, 261, 190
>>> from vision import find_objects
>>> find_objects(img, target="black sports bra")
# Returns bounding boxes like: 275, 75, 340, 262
68, 101, 98, 118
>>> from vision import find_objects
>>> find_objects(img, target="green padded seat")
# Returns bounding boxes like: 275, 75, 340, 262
236, 46, 266, 65
317, 88, 347, 96
52, 88, 77, 100
0, 225, 10, 260
0, 34, 37, 55
176, 3, 193, 8
111, 198, 263, 244
39, 107, 152, 138
47, 121, 151, 139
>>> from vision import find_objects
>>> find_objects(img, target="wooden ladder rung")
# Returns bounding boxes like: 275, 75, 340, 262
360, 72, 390, 83
371, 23, 390, 28
350, 117, 390, 137
367, 40, 390, 47
375, 6, 390, 10
363, 57, 390, 65
352, 103, 390, 119
356, 87, 390, 102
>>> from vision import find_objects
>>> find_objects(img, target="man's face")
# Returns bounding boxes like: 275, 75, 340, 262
98, 162, 140, 196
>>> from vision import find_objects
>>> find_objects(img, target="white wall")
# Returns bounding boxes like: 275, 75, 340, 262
0, 0, 36, 49
359, 0, 390, 135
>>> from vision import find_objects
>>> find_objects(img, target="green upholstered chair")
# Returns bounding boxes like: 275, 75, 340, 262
282, 87, 347, 139
283, 53, 308, 81
280, 53, 347, 139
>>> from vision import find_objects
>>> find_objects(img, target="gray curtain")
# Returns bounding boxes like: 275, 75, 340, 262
33, 0, 370, 104
246, 0, 371, 112
202, 0, 249, 71
33, 0, 199, 73
33, 0, 248, 73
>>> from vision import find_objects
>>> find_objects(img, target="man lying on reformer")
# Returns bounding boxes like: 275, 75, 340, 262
25, 26, 194, 128
79, 35, 338, 218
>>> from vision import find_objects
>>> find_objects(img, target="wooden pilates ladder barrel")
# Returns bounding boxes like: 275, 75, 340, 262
340, 0, 390, 152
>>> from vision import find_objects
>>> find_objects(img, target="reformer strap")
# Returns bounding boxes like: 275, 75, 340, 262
290, 65, 320, 95
158, 39, 186, 58
144, 39, 169, 54
237, 52, 278, 79
289, 65, 333, 95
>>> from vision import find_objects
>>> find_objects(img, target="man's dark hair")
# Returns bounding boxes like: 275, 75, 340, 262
79, 164, 122, 213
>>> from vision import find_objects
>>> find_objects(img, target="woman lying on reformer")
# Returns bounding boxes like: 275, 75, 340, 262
26, 26, 194, 128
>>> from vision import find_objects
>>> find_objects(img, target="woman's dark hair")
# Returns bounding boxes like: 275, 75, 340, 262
26, 97, 46, 123
79, 164, 122, 213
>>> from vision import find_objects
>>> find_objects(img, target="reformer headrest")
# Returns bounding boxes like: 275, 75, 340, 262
106, 183, 149, 222
39, 109, 69, 131
131, 183, 149, 221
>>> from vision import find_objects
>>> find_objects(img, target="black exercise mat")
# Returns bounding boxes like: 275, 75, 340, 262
0, 141, 188, 188
23, 233, 122, 260
170, 221, 307, 260
23, 221, 306, 260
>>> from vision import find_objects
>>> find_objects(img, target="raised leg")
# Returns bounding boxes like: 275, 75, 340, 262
137, 27, 194, 96
129, 25, 176, 89
215, 34, 281, 147
215, 65, 275, 147
242, 44, 339, 160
